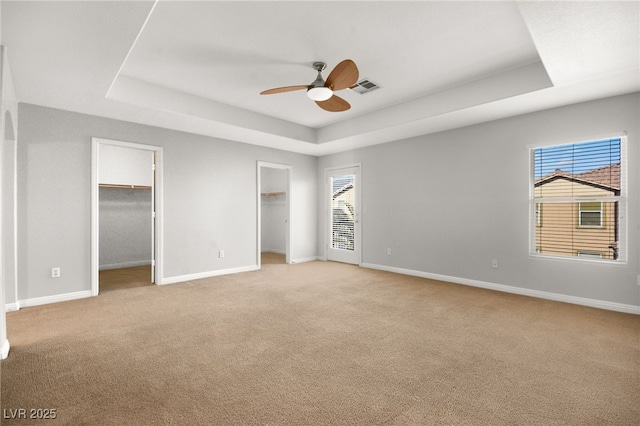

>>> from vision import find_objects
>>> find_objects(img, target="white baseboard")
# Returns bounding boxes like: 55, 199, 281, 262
261, 249, 286, 255
99, 261, 152, 271
9, 263, 634, 315
361, 263, 640, 315
260, 251, 319, 264
17, 290, 93, 309
5, 301, 20, 312
291, 256, 320, 264
1, 339, 10, 360
161, 265, 260, 285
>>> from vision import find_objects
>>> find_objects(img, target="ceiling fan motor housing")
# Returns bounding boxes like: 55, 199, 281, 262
311, 62, 327, 88
312, 62, 327, 72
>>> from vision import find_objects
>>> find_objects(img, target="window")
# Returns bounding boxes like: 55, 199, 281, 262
531, 136, 625, 262
578, 202, 602, 227
578, 251, 603, 259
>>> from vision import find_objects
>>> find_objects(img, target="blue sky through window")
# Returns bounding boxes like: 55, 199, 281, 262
332, 175, 354, 193
534, 138, 621, 179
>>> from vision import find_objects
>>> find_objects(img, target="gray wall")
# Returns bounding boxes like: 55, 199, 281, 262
16, 103, 318, 302
99, 187, 152, 269
318, 93, 640, 307
14, 93, 640, 310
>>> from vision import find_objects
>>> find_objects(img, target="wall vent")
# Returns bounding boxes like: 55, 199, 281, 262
349, 78, 381, 94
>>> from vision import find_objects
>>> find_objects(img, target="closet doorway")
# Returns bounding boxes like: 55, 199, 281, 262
91, 138, 163, 295
257, 162, 291, 267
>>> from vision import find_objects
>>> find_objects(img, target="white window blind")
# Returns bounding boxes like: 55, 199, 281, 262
331, 174, 355, 251
531, 137, 625, 261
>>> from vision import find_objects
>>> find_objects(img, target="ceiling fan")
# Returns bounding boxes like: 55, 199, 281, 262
260, 59, 359, 112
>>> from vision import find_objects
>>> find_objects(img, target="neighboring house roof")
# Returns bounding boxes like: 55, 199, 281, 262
332, 183, 353, 199
535, 163, 620, 194
576, 163, 620, 189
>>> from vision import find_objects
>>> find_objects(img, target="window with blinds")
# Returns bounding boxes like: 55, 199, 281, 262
531, 136, 626, 262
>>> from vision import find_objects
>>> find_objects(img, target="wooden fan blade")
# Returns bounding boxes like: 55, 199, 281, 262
316, 95, 351, 112
325, 59, 359, 91
260, 85, 309, 95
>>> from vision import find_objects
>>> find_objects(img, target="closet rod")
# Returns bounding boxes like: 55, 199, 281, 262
99, 184, 152, 190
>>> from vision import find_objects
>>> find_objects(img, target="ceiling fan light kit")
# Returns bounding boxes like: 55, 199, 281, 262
260, 59, 359, 112
307, 86, 333, 101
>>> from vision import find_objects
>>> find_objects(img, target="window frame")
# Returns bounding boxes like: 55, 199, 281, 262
529, 135, 627, 264
578, 201, 603, 228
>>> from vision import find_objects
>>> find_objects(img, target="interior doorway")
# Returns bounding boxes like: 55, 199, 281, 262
91, 138, 163, 295
257, 162, 291, 267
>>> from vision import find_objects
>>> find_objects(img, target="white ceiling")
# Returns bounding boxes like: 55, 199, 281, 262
2, 1, 639, 156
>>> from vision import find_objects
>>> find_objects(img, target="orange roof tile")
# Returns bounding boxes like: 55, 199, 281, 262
536, 164, 620, 191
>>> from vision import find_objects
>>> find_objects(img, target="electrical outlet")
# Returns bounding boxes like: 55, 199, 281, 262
51, 267, 61, 278
387, 248, 392, 255
492, 259, 499, 269
219, 250, 225, 258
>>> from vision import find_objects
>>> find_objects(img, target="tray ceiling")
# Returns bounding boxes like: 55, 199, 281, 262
2, 1, 638, 155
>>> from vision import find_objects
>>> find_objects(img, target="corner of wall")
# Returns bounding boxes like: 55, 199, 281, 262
1, 339, 10, 360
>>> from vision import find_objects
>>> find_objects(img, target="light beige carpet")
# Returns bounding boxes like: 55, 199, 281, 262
2, 260, 639, 425
99, 265, 153, 293
261, 252, 286, 265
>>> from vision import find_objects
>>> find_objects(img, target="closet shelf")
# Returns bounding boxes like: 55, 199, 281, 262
261, 191, 286, 197
99, 184, 152, 190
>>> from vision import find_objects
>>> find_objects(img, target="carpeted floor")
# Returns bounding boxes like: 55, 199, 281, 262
261, 251, 286, 265
2, 260, 639, 425
99, 265, 154, 293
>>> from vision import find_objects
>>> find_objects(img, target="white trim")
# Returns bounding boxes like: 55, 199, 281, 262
91, 140, 99, 294
361, 263, 640, 315
6, 124, 18, 312
529, 251, 623, 266
17, 290, 93, 309
1, 339, 9, 360
290, 256, 320, 264
99, 261, 152, 271
261, 249, 286, 255
162, 265, 259, 285
5, 302, 19, 312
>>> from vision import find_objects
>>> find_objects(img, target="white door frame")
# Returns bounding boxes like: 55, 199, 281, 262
2, 111, 18, 312
91, 138, 164, 296
325, 163, 362, 265
257, 161, 291, 267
